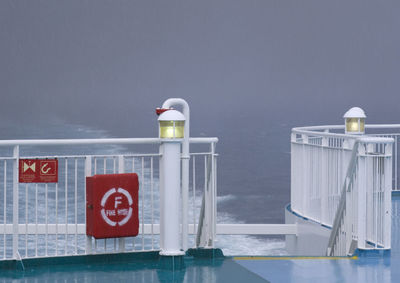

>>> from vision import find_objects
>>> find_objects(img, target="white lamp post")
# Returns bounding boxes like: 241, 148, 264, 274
343, 107, 366, 135
160, 98, 190, 252
158, 109, 185, 256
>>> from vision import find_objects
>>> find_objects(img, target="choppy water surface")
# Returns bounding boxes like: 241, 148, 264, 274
0, 120, 287, 256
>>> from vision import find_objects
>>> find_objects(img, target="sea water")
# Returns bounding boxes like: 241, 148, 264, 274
0, 119, 289, 256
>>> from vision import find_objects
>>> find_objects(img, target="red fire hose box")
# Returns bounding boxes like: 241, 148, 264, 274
86, 173, 139, 239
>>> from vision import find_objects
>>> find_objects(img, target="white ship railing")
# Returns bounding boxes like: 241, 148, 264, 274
0, 135, 301, 261
0, 137, 219, 260
292, 124, 397, 256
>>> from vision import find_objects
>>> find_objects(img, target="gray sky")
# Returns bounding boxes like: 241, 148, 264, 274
1, 0, 399, 137
1, 1, 400, 222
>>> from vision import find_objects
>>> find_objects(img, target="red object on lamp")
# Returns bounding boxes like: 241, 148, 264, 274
156, 108, 172, 116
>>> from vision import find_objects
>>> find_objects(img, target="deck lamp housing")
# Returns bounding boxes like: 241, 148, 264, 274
343, 107, 366, 135
158, 109, 186, 139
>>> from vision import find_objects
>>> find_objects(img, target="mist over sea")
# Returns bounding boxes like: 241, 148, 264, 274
0, 118, 290, 255
1, 0, 400, 255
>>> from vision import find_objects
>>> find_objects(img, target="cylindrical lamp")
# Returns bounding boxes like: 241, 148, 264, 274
343, 107, 366, 135
158, 109, 185, 256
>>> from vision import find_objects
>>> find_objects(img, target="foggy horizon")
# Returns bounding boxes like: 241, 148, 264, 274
1, 1, 400, 224
1, 1, 399, 138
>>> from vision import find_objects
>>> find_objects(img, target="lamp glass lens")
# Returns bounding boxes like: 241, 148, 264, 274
174, 121, 185, 138
159, 121, 174, 138
159, 121, 185, 138
346, 118, 360, 132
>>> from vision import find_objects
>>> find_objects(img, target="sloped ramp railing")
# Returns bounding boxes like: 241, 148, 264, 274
291, 124, 396, 256
327, 138, 393, 256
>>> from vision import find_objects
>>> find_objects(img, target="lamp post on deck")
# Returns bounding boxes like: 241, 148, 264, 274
344, 107, 366, 135
159, 98, 190, 253
158, 109, 186, 257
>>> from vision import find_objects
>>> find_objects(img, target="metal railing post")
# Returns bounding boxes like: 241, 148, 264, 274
85, 156, 92, 254
384, 143, 392, 247
210, 142, 216, 248
118, 155, 125, 252
357, 143, 367, 249
12, 145, 19, 259
321, 137, 328, 225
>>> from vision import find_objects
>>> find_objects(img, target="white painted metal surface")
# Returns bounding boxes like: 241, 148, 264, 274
0, 137, 218, 260
159, 141, 184, 256
292, 124, 397, 255
161, 98, 191, 252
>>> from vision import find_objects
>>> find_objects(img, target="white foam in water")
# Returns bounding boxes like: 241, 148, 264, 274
216, 235, 286, 256
1, 121, 287, 257
215, 211, 287, 256
216, 194, 237, 203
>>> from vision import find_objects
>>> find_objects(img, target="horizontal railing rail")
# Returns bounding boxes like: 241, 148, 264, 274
0, 223, 298, 236
0, 137, 219, 147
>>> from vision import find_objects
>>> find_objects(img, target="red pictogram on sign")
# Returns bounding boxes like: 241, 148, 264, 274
19, 159, 58, 183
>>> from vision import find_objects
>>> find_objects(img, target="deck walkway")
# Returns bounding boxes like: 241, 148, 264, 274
235, 194, 400, 283
2, 196, 400, 282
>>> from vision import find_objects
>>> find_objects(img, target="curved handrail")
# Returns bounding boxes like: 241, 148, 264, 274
292, 124, 400, 139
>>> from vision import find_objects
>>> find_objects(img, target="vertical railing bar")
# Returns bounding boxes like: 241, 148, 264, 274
3, 160, 6, 259
94, 157, 97, 175
55, 181, 58, 256
35, 183, 38, 257
192, 155, 196, 247
204, 155, 207, 246
85, 156, 92, 254
141, 157, 144, 250
103, 158, 106, 174
380, 155, 382, 246
45, 183, 48, 256
214, 152, 218, 246
132, 157, 135, 251
12, 145, 19, 260
378, 156, 380, 245
74, 158, 78, 255
211, 143, 216, 247
65, 158, 68, 255
375, 156, 378, 247
25, 183, 28, 257
395, 136, 398, 190
380, 156, 383, 245
118, 155, 125, 253
151, 157, 154, 250
113, 157, 116, 251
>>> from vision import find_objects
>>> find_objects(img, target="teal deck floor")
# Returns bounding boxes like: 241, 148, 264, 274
235, 194, 400, 283
1, 195, 400, 282
0, 256, 269, 283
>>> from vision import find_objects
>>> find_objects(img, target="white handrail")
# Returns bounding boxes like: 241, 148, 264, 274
292, 124, 400, 138
0, 137, 218, 147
